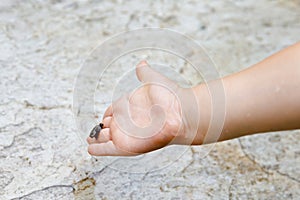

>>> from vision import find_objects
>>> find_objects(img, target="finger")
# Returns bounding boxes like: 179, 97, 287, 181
135, 60, 178, 90
103, 104, 113, 119
86, 128, 111, 144
88, 141, 136, 156
98, 128, 111, 142
102, 116, 112, 128
86, 136, 94, 144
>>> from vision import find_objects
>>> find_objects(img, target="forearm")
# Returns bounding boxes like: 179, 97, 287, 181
193, 42, 300, 144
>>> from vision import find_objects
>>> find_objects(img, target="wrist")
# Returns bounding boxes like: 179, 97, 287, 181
171, 84, 212, 145
191, 84, 212, 144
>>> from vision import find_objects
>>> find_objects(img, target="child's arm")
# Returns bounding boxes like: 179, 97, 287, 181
194, 42, 300, 144
87, 42, 300, 156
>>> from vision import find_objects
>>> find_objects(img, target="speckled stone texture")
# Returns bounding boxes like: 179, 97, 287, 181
0, 0, 299, 199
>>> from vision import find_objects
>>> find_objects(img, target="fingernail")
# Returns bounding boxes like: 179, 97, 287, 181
138, 60, 148, 67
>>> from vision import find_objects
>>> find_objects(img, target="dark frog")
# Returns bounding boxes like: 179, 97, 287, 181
89, 123, 104, 140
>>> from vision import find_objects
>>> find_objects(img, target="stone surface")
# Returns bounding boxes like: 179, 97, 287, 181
0, 0, 299, 199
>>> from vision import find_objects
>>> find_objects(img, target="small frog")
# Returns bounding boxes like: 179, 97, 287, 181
89, 123, 104, 140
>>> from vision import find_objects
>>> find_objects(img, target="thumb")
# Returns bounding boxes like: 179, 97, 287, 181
136, 60, 178, 90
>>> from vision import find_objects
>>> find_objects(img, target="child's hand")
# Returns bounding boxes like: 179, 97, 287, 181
87, 61, 199, 156
88, 42, 300, 156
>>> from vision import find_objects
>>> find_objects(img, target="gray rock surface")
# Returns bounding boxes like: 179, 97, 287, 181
0, 0, 299, 199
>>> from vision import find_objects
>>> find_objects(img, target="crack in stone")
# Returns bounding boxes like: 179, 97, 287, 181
13, 158, 123, 200
2, 127, 43, 149
238, 138, 300, 184
180, 146, 196, 174
141, 171, 150, 181
238, 139, 270, 174
24, 100, 71, 110
0, 99, 70, 111
90, 165, 108, 177
0, 122, 25, 132
275, 170, 300, 184
89, 158, 121, 177
0, 170, 14, 190
228, 178, 234, 200
9, 184, 75, 200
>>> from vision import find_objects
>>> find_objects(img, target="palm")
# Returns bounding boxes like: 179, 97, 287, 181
111, 83, 181, 154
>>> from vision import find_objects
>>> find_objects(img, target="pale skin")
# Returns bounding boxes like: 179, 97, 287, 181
87, 42, 300, 156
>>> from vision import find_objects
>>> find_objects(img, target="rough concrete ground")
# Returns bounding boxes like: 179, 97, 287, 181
0, 0, 300, 199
